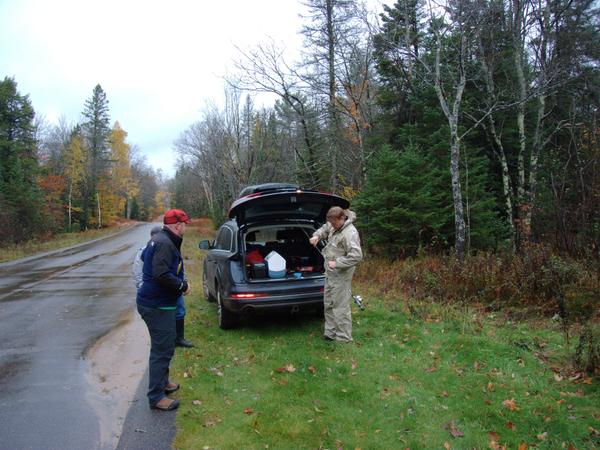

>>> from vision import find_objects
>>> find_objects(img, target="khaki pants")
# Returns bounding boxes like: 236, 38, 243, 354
323, 267, 355, 342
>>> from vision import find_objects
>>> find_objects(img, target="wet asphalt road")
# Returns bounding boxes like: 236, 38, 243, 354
0, 223, 166, 450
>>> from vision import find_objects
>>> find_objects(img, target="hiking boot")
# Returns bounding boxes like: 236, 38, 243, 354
150, 397, 179, 411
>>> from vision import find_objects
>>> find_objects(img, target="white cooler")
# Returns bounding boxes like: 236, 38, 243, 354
265, 251, 286, 278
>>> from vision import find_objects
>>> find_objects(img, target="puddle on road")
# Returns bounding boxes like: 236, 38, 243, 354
84, 308, 149, 450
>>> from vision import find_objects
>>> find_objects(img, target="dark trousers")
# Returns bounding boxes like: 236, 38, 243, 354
137, 305, 176, 406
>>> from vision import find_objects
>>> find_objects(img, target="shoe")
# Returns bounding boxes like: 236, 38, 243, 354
165, 382, 180, 394
175, 338, 194, 348
150, 397, 179, 411
323, 335, 334, 341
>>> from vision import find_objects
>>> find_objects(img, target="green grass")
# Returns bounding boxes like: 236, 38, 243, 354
173, 227, 600, 450
0, 225, 131, 263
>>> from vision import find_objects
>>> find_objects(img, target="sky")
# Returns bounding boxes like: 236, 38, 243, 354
0, 0, 388, 176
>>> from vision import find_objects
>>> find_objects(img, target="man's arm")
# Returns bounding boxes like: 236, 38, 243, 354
152, 243, 188, 293
310, 222, 332, 246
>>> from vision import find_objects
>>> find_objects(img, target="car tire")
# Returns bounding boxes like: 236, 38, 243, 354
217, 287, 238, 329
203, 270, 215, 302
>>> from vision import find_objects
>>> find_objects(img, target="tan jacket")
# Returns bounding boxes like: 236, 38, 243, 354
313, 210, 363, 270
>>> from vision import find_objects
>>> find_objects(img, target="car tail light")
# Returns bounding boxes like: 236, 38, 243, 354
231, 293, 267, 299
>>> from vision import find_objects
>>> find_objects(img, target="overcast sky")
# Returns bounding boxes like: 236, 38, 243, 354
0, 0, 387, 176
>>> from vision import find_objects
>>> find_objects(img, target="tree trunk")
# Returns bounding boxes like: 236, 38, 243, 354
96, 192, 102, 229
434, 36, 467, 259
68, 182, 73, 230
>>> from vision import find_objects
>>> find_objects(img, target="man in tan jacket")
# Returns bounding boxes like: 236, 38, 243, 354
310, 206, 363, 342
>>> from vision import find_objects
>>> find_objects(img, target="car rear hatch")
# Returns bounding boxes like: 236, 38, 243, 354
228, 189, 350, 225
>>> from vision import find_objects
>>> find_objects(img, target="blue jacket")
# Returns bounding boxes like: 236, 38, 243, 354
136, 228, 188, 309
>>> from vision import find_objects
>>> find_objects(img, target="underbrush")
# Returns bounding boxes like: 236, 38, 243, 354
354, 244, 600, 375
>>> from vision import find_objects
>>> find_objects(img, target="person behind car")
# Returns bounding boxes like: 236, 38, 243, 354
309, 206, 363, 343
136, 209, 192, 411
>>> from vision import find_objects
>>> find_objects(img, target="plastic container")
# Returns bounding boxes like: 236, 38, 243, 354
293, 272, 302, 279
265, 251, 286, 278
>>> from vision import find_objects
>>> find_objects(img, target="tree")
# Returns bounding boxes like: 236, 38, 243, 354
81, 84, 111, 228
62, 127, 86, 229
301, 0, 364, 192
105, 121, 136, 221
0, 77, 44, 242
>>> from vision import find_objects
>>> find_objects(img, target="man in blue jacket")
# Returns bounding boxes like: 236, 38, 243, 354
137, 209, 192, 411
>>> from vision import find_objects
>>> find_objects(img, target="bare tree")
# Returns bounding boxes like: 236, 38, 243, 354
229, 40, 321, 187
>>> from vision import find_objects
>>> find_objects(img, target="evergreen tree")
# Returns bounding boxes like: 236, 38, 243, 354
81, 84, 111, 228
0, 77, 44, 242
354, 144, 452, 256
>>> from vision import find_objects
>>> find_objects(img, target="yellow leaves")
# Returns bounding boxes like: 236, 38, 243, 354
502, 399, 519, 411
517, 443, 528, 450
308, 365, 317, 375
487, 382, 495, 392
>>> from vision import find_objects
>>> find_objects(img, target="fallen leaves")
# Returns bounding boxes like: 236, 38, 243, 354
275, 363, 296, 373
208, 367, 224, 377
502, 399, 519, 411
244, 407, 253, 415
203, 414, 221, 428
308, 365, 317, 375
444, 421, 464, 438
488, 431, 506, 450
537, 431, 548, 441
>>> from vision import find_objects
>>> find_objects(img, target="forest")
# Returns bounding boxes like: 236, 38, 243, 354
1, 0, 599, 261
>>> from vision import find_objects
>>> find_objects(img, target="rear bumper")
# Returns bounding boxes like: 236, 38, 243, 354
223, 291, 323, 314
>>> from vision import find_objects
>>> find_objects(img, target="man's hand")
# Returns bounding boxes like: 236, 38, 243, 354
327, 259, 337, 269
309, 235, 320, 247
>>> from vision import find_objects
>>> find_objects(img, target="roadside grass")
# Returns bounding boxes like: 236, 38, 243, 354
173, 224, 600, 449
0, 223, 133, 263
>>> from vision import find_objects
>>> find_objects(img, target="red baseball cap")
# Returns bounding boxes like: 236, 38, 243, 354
163, 209, 192, 224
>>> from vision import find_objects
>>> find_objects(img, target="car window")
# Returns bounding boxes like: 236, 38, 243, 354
215, 227, 233, 251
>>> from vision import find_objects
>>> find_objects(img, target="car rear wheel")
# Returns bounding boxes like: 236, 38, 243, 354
217, 287, 238, 329
203, 270, 215, 302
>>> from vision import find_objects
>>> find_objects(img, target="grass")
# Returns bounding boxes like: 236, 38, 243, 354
173, 223, 599, 449
0, 223, 132, 263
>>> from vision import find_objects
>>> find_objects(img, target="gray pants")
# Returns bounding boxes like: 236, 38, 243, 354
137, 305, 176, 406
323, 267, 355, 342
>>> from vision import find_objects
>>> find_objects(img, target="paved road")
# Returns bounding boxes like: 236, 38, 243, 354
0, 223, 172, 450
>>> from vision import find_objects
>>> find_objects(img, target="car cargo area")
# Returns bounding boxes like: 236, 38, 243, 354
243, 225, 324, 281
